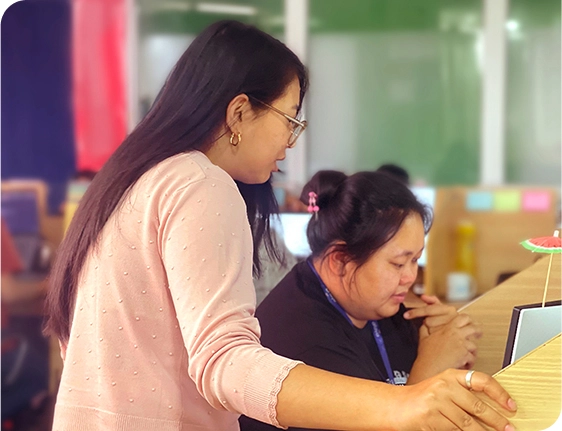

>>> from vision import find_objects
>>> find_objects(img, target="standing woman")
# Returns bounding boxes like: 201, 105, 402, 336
45, 20, 516, 431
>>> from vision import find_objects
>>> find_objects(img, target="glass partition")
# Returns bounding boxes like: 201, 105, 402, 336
136, 0, 284, 118
307, 0, 483, 186
505, 0, 561, 186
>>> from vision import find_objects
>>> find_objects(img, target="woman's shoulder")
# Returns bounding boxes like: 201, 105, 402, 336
154, 151, 236, 188
131, 151, 240, 204
123, 151, 245, 217
257, 262, 318, 313
257, 262, 348, 341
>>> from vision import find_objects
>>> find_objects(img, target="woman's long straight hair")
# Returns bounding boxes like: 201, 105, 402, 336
45, 20, 308, 342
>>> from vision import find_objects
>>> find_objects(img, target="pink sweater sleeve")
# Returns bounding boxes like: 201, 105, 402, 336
158, 175, 300, 427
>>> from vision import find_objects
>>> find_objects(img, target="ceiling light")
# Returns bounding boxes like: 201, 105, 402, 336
196, 3, 257, 16
143, 1, 192, 13
506, 20, 520, 32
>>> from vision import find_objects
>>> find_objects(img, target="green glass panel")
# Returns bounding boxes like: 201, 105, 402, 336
307, 0, 482, 185
505, 0, 561, 185
137, 0, 283, 35
135, 0, 284, 117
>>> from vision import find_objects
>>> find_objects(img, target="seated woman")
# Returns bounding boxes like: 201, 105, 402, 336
240, 170, 482, 431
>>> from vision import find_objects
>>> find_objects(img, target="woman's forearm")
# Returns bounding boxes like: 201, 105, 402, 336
276, 364, 517, 431
276, 364, 398, 430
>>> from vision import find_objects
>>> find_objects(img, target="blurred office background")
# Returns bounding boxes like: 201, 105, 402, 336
135, 0, 561, 189
1, 0, 560, 430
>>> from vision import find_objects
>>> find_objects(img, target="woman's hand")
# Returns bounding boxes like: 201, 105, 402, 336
408, 314, 482, 383
397, 369, 517, 431
404, 294, 460, 333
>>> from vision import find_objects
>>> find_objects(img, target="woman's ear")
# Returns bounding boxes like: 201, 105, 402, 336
326, 245, 349, 277
225, 93, 250, 133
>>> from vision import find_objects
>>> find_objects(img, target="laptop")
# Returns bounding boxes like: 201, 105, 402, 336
502, 300, 562, 368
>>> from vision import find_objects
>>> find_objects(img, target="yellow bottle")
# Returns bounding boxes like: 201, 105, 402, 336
455, 220, 476, 276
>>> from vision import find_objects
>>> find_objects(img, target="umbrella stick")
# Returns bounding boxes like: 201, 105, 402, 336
541, 253, 554, 307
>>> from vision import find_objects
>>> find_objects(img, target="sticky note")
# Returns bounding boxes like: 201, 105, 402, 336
466, 191, 493, 211
522, 191, 551, 212
494, 190, 521, 212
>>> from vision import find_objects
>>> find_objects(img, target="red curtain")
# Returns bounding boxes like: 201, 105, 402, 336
72, 0, 128, 171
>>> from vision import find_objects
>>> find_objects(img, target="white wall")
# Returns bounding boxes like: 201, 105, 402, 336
138, 34, 195, 111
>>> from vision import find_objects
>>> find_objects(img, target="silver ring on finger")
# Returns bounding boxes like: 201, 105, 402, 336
465, 369, 475, 390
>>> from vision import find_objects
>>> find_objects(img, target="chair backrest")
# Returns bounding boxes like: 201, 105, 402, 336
1, 180, 47, 233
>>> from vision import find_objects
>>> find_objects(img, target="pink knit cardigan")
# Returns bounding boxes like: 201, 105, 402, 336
52, 151, 300, 430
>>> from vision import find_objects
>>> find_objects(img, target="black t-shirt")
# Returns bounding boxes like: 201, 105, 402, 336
239, 261, 420, 431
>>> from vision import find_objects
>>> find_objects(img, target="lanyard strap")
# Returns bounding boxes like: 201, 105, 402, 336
306, 259, 396, 385
370, 321, 395, 385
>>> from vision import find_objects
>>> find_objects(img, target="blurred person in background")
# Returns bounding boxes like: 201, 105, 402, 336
376, 163, 411, 186
239, 170, 482, 431
45, 20, 516, 431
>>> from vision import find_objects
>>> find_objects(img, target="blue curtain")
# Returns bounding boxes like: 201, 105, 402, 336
1, 0, 76, 214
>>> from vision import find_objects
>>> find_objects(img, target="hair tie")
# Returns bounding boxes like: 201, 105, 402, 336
308, 191, 319, 219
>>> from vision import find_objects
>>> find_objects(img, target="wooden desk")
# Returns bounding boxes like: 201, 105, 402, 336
479, 335, 561, 430
460, 254, 561, 376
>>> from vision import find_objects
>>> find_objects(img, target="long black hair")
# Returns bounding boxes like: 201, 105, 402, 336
45, 20, 309, 342
300, 170, 432, 268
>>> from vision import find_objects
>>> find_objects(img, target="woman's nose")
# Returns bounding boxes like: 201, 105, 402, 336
401, 264, 418, 285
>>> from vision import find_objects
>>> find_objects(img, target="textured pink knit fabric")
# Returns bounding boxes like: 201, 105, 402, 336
52, 151, 300, 430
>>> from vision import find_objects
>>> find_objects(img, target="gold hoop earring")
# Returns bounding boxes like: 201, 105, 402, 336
230, 132, 241, 146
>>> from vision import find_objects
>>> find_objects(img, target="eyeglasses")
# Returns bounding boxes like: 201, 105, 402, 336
251, 97, 307, 148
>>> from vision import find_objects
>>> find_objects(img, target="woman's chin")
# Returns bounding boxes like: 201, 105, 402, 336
234, 172, 271, 185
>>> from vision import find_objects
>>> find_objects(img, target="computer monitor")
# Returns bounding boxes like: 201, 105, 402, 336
502, 300, 562, 368
409, 186, 436, 268
270, 213, 312, 258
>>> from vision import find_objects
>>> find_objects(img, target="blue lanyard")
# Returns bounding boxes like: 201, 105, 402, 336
370, 321, 395, 385
307, 259, 396, 385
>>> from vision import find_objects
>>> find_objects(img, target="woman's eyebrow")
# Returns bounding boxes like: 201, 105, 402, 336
393, 250, 414, 258
393, 246, 424, 258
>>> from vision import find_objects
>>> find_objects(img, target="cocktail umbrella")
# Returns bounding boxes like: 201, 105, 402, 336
520, 230, 561, 307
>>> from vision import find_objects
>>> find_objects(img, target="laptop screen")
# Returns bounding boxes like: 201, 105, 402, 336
502, 300, 562, 368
